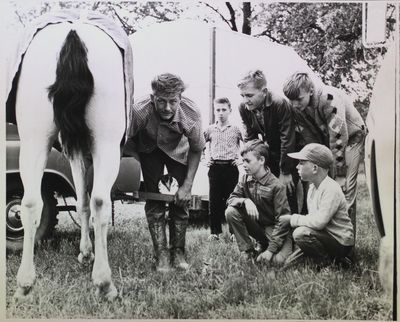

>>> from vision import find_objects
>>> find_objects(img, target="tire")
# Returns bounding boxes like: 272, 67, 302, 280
6, 184, 58, 252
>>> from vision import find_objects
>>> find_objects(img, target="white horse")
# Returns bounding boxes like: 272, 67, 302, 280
14, 21, 125, 301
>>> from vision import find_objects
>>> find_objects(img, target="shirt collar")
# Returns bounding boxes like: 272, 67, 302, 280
252, 92, 272, 113
214, 121, 231, 128
246, 168, 271, 184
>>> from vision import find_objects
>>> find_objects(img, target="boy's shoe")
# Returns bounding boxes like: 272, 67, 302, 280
282, 247, 305, 268
254, 241, 267, 255
207, 234, 220, 241
241, 248, 257, 261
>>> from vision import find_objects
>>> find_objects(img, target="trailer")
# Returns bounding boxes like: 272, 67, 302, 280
130, 20, 323, 197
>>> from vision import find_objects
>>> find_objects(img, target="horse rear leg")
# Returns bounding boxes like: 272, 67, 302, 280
14, 133, 56, 300
69, 157, 94, 264
90, 142, 121, 301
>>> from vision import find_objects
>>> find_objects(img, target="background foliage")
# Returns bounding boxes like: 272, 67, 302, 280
6, 1, 397, 119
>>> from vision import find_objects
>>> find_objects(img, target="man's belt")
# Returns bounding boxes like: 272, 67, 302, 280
211, 160, 234, 165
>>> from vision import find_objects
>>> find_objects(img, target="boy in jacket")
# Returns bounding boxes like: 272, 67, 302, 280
226, 140, 292, 265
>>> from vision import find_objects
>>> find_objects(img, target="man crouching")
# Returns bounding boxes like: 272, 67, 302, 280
225, 140, 292, 264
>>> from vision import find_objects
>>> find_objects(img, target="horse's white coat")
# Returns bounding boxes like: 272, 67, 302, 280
15, 22, 125, 300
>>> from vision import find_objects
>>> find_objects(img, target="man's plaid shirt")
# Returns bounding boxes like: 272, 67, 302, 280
127, 95, 205, 165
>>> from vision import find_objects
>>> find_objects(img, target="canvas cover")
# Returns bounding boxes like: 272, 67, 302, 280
5, 10, 134, 132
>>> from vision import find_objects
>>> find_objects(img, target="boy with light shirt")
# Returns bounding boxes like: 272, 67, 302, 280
204, 97, 242, 241
225, 140, 292, 264
279, 143, 354, 264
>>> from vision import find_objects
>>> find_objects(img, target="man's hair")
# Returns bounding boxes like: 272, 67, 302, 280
151, 73, 186, 96
240, 139, 269, 166
283, 72, 314, 100
213, 97, 231, 108
237, 69, 267, 90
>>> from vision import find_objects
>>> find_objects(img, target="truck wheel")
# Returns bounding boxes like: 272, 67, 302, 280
6, 186, 58, 252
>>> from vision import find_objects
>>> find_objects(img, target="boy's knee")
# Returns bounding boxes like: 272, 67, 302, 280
225, 206, 240, 223
293, 226, 312, 243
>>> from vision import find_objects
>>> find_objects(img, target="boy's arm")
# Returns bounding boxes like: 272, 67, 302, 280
290, 189, 341, 229
267, 184, 291, 254
322, 94, 349, 178
226, 175, 248, 208
239, 104, 258, 142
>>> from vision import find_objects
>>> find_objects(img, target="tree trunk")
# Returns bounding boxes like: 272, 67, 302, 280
242, 2, 252, 35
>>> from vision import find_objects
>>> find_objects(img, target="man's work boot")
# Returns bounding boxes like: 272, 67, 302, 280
169, 219, 189, 270
148, 221, 172, 273
173, 248, 189, 270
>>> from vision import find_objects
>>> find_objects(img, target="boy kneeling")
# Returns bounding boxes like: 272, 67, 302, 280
225, 140, 292, 264
280, 143, 354, 265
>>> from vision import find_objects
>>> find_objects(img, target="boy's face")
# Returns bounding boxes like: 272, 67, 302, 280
296, 160, 317, 181
289, 88, 313, 111
151, 93, 181, 120
239, 83, 267, 111
242, 151, 265, 176
214, 103, 231, 123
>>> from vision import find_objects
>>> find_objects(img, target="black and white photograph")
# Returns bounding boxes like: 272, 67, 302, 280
2, 0, 398, 319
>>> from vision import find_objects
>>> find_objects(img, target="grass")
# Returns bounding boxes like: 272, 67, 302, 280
6, 172, 393, 319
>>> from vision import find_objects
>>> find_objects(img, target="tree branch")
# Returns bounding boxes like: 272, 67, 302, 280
225, 2, 238, 31
201, 2, 232, 30
254, 30, 282, 44
107, 3, 135, 34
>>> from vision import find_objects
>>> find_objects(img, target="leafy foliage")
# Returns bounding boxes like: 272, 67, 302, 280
252, 2, 396, 118
7, 1, 396, 118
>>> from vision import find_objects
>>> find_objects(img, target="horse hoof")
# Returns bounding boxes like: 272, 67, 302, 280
95, 282, 118, 301
13, 287, 34, 303
78, 252, 95, 265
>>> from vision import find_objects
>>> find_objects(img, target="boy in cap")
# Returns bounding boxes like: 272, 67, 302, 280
225, 140, 292, 265
279, 143, 354, 265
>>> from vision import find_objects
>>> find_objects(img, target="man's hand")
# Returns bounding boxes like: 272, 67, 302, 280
244, 199, 259, 221
335, 175, 346, 192
257, 250, 274, 262
279, 173, 294, 195
279, 214, 292, 228
174, 182, 192, 208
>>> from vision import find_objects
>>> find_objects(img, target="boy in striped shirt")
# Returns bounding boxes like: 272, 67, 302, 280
204, 97, 243, 241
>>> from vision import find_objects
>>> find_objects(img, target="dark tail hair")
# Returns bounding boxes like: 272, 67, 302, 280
48, 29, 94, 158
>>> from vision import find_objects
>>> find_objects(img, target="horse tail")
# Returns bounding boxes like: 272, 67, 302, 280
48, 29, 94, 158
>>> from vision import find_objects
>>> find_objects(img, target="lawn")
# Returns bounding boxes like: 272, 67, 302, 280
6, 172, 393, 319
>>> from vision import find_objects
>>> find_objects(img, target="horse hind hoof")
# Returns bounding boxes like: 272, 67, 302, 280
78, 252, 95, 265
95, 282, 118, 301
13, 286, 34, 303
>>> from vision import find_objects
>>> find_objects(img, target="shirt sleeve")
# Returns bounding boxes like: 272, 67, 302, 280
267, 184, 291, 253
127, 101, 150, 139
277, 100, 297, 175
226, 175, 248, 208
187, 119, 206, 152
322, 94, 349, 177
290, 188, 341, 230
239, 104, 258, 142
204, 127, 210, 142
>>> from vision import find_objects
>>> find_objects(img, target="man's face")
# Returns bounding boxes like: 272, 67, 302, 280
152, 93, 181, 120
289, 88, 313, 111
296, 160, 316, 181
242, 151, 264, 176
239, 83, 266, 111
214, 103, 231, 123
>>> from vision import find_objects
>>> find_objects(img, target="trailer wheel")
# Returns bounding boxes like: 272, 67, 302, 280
6, 184, 58, 252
